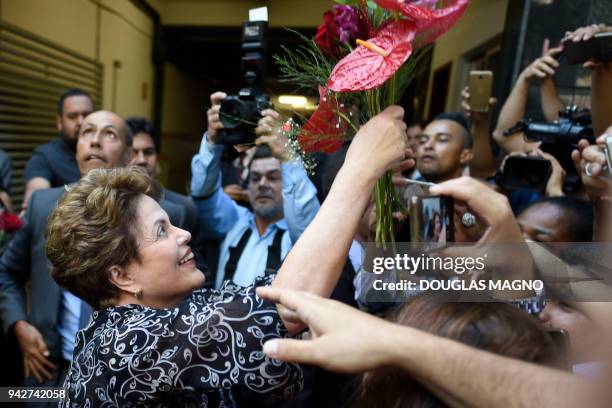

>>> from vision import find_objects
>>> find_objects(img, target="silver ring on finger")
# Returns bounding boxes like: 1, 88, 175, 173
461, 212, 476, 228
584, 162, 593, 177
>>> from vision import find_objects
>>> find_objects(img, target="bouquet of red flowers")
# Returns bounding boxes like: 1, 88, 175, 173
275, 0, 468, 244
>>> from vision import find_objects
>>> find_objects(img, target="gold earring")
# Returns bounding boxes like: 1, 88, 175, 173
133, 289, 143, 298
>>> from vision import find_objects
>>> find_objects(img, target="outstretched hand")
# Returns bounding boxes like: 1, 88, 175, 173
257, 286, 397, 373
563, 24, 612, 70
571, 128, 612, 203
429, 177, 523, 244
520, 41, 562, 82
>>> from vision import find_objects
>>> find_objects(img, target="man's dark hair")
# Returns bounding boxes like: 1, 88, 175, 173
523, 196, 594, 242
58, 89, 93, 116
122, 124, 134, 148
125, 117, 157, 151
433, 112, 472, 149
250, 144, 273, 165
247, 144, 276, 179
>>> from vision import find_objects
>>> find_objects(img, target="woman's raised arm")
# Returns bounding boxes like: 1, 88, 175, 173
272, 106, 410, 333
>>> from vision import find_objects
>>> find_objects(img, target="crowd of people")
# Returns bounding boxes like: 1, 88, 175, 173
0, 21, 610, 408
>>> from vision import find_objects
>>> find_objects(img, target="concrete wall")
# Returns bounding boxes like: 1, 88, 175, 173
0, 0, 155, 118
425, 0, 509, 116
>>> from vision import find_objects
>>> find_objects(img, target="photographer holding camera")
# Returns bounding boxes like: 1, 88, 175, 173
493, 39, 565, 154
191, 91, 320, 289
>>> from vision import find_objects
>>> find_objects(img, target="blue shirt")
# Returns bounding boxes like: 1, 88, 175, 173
191, 134, 320, 288
57, 290, 85, 361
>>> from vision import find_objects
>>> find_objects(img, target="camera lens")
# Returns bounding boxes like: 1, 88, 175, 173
220, 98, 248, 129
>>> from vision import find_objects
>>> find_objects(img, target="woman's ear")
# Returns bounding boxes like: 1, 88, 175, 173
107, 265, 135, 293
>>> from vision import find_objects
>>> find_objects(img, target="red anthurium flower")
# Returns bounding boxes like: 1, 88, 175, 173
328, 20, 416, 92
374, 0, 427, 15
298, 86, 347, 154
373, 0, 469, 47
412, 0, 468, 47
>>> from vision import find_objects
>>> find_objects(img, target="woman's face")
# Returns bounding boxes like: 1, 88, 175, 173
126, 195, 205, 308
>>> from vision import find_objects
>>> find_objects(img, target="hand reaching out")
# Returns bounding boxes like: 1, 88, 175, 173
571, 128, 612, 203
257, 286, 398, 373
520, 42, 562, 82
563, 24, 612, 70
429, 177, 523, 244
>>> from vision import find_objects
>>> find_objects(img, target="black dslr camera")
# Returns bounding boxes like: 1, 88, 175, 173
501, 106, 595, 192
506, 106, 593, 146
219, 20, 272, 145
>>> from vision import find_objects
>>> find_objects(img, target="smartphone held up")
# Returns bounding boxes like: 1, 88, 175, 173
468, 70, 493, 113
409, 195, 455, 244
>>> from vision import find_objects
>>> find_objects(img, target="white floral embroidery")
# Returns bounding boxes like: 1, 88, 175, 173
61, 278, 302, 407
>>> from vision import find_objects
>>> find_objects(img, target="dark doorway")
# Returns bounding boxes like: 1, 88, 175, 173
429, 62, 452, 119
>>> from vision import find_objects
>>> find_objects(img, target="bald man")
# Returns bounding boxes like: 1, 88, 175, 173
0, 111, 194, 399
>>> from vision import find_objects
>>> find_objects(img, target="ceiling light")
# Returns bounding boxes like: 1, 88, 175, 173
278, 95, 308, 107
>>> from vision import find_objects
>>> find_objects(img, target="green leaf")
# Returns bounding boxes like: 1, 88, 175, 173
273, 29, 338, 92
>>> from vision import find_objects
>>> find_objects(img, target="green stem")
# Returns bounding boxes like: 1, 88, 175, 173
368, 74, 404, 247
336, 109, 359, 133
387, 73, 397, 107
372, 74, 400, 246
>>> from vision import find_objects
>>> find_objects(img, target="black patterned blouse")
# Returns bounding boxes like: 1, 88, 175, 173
60, 278, 302, 407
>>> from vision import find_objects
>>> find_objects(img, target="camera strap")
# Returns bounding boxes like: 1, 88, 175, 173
264, 229, 284, 275
223, 227, 285, 283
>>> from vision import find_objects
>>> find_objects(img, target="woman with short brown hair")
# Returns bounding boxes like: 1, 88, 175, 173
47, 168, 157, 310
45, 106, 409, 406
